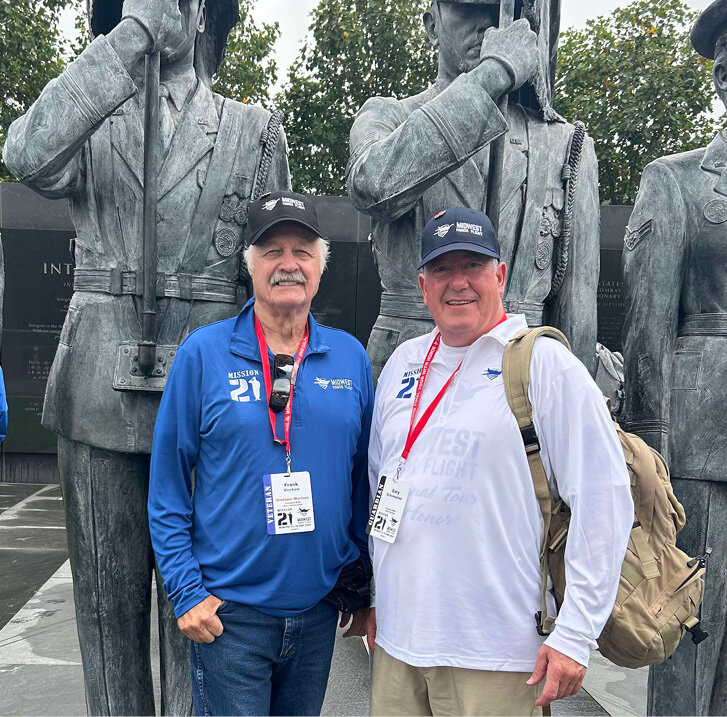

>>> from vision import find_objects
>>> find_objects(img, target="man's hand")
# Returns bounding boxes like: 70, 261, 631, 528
479, 18, 539, 94
365, 608, 377, 653
339, 607, 371, 638
527, 645, 587, 707
121, 0, 186, 54
177, 595, 225, 644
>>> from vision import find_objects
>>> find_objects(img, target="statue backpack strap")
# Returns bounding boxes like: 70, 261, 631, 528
502, 326, 571, 638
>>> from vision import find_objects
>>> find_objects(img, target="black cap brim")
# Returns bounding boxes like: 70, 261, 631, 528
248, 217, 323, 245
418, 242, 500, 270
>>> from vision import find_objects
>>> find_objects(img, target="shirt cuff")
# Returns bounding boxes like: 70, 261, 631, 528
172, 586, 211, 620
544, 623, 596, 668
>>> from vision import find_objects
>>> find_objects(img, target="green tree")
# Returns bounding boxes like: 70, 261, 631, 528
0, 0, 75, 181
555, 0, 717, 205
279, 0, 437, 195
213, 0, 280, 106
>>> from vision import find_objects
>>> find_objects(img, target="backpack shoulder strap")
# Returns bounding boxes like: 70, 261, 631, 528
502, 326, 571, 636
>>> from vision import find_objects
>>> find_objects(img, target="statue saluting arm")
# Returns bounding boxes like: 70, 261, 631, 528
4, 1, 186, 196
347, 19, 537, 223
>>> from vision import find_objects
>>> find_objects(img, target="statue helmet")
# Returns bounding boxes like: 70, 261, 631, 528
87, 0, 240, 82
435, 0, 562, 121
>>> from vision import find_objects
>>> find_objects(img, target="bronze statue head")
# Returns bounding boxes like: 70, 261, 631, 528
424, 0, 561, 120
87, 0, 239, 83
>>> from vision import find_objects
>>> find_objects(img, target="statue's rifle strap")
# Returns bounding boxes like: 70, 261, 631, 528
253, 109, 285, 201
546, 121, 587, 303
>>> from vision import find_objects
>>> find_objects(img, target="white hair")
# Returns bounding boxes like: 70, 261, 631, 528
244, 236, 330, 274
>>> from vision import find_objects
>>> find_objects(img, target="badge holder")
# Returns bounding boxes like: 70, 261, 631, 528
367, 460, 410, 544
264, 451, 315, 535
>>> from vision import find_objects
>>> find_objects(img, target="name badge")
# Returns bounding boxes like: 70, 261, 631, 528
366, 475, 410, 543
264, 471, 315, 535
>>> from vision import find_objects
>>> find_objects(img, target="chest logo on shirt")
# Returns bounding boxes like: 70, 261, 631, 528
483, 369, 502, 381
396, 368, 422, 399
314, 377, 353, 391
228, 369, 262, 403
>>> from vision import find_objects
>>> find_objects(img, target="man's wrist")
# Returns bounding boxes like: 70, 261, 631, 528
543, 625, 593, 669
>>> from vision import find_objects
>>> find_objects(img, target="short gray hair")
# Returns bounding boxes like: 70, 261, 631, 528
243, 237, 330, 274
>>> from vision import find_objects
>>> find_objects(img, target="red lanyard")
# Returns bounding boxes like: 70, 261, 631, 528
254, 315, 309, 470
399, 313, 509, 471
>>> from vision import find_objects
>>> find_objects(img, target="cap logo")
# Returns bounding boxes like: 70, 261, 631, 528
281, 197, 306, 210
433, 223, 454, 239
456, 222, 483, 237
263, 199, 280, 211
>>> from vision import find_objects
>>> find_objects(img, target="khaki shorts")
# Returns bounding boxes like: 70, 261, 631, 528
370, 647, 543, 717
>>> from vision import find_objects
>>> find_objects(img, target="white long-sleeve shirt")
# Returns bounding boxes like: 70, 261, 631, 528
368, 315, 633, 670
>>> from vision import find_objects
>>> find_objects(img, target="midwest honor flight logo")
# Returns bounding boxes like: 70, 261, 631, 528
264, 196, 306, 212
483, 368, 502, 381
433, 224, 454, 239
314, 377, 353, 390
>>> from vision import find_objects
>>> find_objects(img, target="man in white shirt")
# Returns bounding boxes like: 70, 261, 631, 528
366, 207, 633, 716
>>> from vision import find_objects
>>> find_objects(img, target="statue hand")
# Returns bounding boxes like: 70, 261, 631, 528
479, 18, 539, 94
121, 0, 185, 54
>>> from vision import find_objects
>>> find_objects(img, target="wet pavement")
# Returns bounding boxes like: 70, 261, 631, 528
0, 483, 647, 716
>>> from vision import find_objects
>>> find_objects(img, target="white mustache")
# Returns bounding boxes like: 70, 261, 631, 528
270, 270, 307, 286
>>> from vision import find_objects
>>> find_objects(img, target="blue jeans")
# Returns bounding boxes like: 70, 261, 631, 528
190, 599, 338, 716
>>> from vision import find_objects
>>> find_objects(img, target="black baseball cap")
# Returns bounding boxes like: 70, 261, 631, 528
418, 207, 500, 270
246, 191, 322, 245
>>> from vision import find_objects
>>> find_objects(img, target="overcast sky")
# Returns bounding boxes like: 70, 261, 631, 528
252, 0, 716, 92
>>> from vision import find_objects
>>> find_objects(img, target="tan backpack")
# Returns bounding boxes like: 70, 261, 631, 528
502, 326, 708, 668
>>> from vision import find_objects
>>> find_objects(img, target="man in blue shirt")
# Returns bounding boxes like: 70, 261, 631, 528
149, 191, 374, 716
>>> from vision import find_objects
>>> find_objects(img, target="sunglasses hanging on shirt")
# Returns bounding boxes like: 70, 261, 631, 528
269, 354, 295, 413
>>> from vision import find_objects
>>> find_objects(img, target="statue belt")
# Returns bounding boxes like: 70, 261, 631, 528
379, 293, 433, 321
503, 299, 544, 326
73, 268, 238, 303
678, 313, 727, 337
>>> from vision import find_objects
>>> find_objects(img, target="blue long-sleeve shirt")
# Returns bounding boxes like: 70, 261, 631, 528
149, 300, 374, 619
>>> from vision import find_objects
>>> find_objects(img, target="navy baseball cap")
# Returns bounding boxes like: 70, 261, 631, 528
418, 207, 500, 270
247, 191, 322, 245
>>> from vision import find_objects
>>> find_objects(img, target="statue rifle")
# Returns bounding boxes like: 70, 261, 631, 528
138, 50, 161, 377
486, 0, 516, 235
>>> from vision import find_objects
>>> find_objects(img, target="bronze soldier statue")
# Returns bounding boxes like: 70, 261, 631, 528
2, 0, 290, 713
623, 1, 727, 713
347, 0, 600, 378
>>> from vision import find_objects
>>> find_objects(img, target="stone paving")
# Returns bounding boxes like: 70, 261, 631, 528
0, 483, 648, 716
